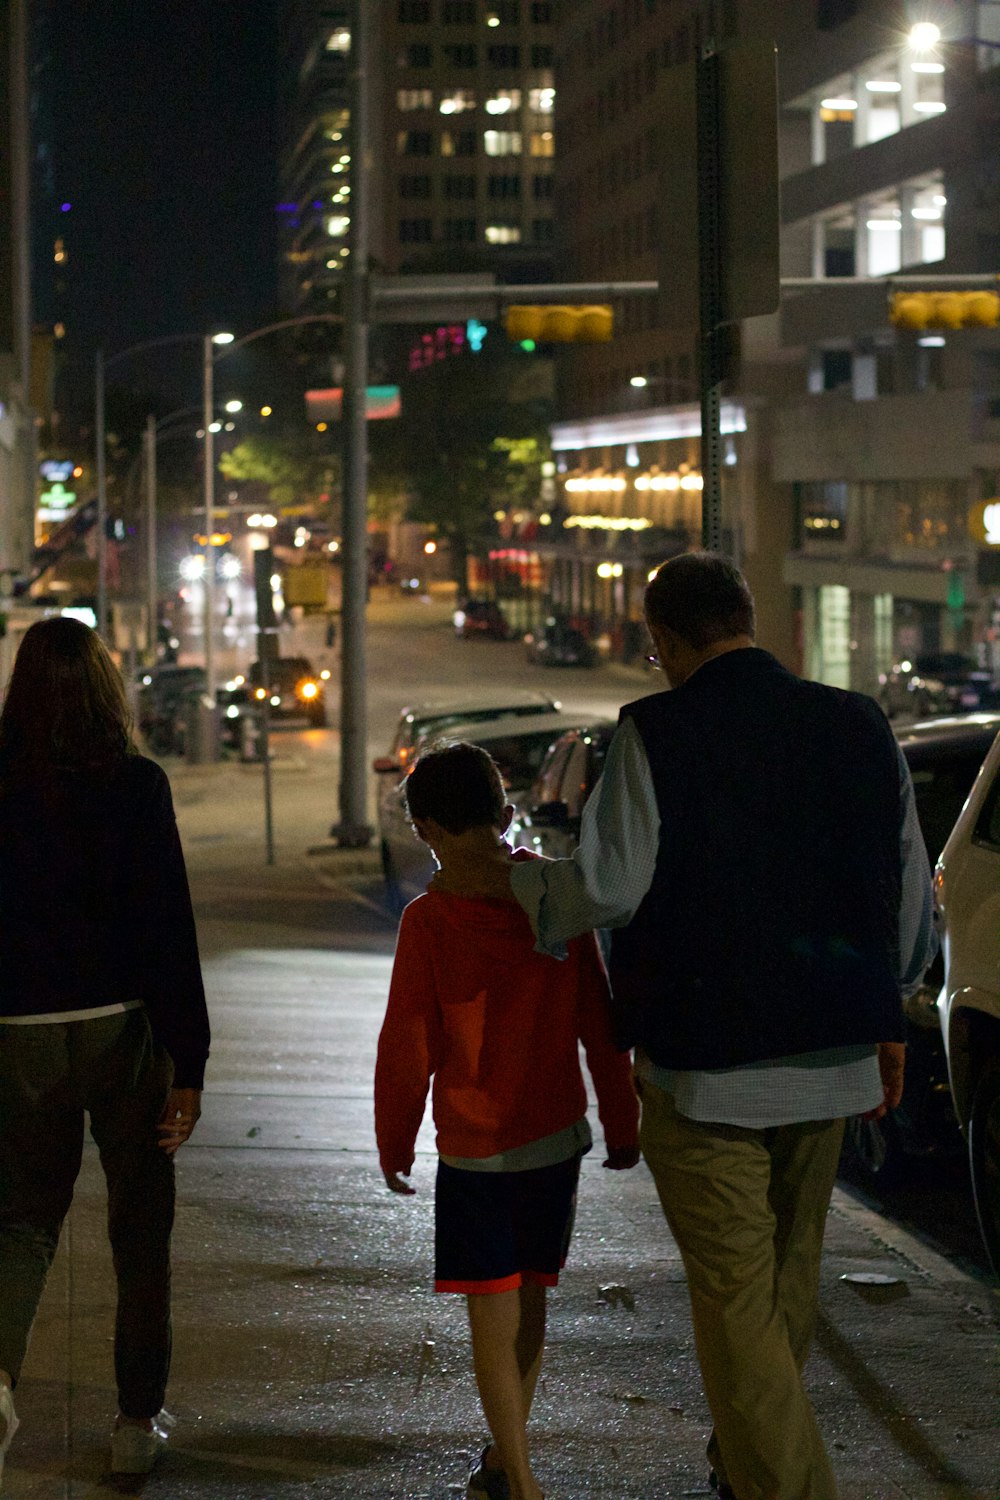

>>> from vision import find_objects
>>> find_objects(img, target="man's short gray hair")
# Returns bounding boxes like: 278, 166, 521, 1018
645, 552, 755, 650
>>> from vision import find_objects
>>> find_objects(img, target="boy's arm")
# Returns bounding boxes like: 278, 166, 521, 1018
374, 905, 442, 1188
573, 931, 640, 1166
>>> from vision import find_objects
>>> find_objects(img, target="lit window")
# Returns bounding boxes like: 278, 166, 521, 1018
439, 89, 477, 114
397, 88, 433, 110
909, 176, 946, 263
865, 199, 902, 276
327, 215, 350, 237
529, 131, 554, 157
326, 28, 350, 52
485, 89, 521, 115
484, 130, 522, 156
485, 223, 522, 244
528, 87, 555, 113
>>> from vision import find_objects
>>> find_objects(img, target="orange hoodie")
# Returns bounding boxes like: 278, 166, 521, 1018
375, 855, 639, 1175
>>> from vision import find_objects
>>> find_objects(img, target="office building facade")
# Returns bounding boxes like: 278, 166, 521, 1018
547, 0, 1000, 685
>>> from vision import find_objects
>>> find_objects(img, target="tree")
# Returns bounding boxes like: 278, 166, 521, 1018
218, 435, 340, 513
399, 344, 553, 586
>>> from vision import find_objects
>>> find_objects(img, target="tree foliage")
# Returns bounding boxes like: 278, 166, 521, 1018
399, 345, 553, 582
218, 436, 340, 512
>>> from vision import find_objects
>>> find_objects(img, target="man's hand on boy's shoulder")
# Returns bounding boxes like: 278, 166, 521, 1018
430, 841, 517, 900
603, 1144, 641, 1170
383, 1169, 417, 1195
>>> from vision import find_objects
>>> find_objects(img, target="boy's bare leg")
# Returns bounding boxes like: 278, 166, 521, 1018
467, 1290, 545, 1500
514, 1281, 546, 1416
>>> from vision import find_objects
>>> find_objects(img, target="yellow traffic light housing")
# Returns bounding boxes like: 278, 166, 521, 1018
890, 288, 1000, 331
504, 304, 614, 343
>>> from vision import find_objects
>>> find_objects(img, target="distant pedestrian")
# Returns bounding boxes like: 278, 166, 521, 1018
433, 554, 936, 1500
375, 742, 639, 1500
0, 618, 210, 1484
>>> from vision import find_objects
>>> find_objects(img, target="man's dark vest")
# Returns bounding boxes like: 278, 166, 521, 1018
608, 649, 904, 1069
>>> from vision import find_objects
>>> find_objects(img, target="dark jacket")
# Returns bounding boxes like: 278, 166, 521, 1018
608, 649, 904, 1070
0, 753, 210, 1087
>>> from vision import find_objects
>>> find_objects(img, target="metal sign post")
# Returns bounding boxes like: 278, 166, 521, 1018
659, 40, 780, 552
697, 50, 724, 553
332, 0, 373, 848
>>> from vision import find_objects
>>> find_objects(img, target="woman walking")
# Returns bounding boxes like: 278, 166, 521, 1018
0, 617, 209, 1482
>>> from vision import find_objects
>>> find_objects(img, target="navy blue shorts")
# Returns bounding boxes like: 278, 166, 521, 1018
434, 1153, 582, 1295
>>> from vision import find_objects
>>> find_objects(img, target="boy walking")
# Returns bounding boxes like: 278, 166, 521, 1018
375, 743, 639, 1500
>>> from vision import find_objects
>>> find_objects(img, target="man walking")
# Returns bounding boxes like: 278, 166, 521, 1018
438, 552, 935, 1500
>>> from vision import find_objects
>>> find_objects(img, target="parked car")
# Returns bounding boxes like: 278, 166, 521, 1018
248, 655, 327, 727
379, 710, 589, 909
524, 616, 597, 668
510, 721, 616, 858
373, 691, 560, 779
453, 598, 511, 640
836, 712, 1000, 1186
879, 653, 998, 719
935, 717, 1000, 1275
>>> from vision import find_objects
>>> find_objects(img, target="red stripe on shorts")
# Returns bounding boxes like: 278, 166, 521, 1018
435, 1272, 523, 1295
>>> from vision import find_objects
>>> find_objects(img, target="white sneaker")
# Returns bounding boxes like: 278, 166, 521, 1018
0, 1383, 19, 1489
110, 1410, 174, 1475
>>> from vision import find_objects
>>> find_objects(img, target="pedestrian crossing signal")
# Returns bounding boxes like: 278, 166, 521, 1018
504, 305, 613, 343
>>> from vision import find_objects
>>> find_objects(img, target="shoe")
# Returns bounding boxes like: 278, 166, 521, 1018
708, 1469, 738, 1500
467, 1443, 511, 1500
0, 1384, 19, 1488
110, 1410, 174, 1475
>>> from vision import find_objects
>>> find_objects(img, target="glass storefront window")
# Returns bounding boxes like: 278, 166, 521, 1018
818, 585, 851, 689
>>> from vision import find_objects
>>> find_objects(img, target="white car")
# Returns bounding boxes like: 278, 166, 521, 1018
935, 721, 1000, 1275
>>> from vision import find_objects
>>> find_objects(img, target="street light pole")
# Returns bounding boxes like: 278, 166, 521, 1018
95, 349, 108, 638
332, 0, 373, 847
202, 334, 217, 702
144, 413, 157, 659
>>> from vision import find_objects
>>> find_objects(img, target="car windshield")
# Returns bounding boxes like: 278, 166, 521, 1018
474, 729, 564, 790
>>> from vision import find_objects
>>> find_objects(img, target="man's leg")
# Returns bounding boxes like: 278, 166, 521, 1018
639, 1079, 838, 1500
769, 1117, 845, 1368
82, 1013, 175, 1421
0, 1025, 83, 1389
467, 1289, 544, 1500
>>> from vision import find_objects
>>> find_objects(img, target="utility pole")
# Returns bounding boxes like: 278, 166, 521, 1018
144, 413, 157, 658
9, 0, 35, 586
202, 333, 217, 702
332, 0, 373, 847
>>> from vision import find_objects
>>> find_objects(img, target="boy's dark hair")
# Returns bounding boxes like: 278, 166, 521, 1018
404, 741, 506, 834
645, 551, 755, 650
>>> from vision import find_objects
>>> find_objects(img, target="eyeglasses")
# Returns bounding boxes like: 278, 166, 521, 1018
646, 653, 663, 671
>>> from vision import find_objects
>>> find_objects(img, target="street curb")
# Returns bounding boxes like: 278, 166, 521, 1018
829, 1186, 999, 1322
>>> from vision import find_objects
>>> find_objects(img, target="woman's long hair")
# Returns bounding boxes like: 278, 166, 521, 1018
0, 617, 134, 786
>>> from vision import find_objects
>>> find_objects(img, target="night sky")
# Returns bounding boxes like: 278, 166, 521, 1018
42, 0, 280, 412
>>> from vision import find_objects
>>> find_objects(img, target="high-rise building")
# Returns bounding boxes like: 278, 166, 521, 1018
278, 1, 352, 314
376, 0, 556, 279
546, 0, 1000, 684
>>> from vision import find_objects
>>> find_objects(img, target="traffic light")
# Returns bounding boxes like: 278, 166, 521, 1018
889, 289, 1000, 331
504, 304, 614, 343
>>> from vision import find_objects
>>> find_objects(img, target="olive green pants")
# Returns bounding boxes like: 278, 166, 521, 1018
0, 1009, 175, 1418
639, 1077, 843, 1500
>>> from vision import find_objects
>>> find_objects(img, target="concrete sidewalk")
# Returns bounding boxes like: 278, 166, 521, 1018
3, 752, 998, 1499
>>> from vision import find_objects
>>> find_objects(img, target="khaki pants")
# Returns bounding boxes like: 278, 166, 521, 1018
639, 1077, 843, 1500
